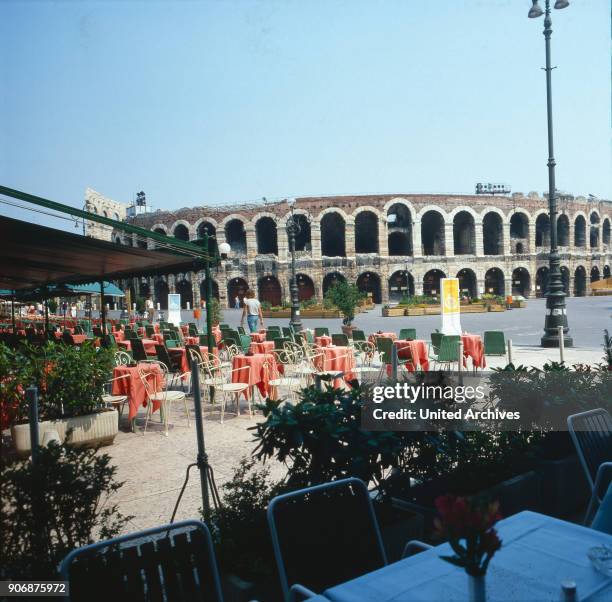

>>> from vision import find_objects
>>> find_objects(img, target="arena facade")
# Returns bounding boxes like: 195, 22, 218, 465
86, 189, 612, 309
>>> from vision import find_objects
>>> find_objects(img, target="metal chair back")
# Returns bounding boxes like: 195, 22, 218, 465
130, 338, 149, 362
332, 333, 349, 347
314, 327, 329, 337
437, 335, 461, 363
239, 334, 251, 353
267, 478, 387, 601
376, 337, 394, 364
483, 330, 506, 355
59, 520, 223, 602
351, 329, 366, 342
399, 328, 416, 341
430, 331, 443, 354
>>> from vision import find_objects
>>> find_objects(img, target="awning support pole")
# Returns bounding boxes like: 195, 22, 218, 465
100, 281, 106, 334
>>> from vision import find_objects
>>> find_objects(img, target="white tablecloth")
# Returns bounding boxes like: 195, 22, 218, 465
316, 511, 612, 601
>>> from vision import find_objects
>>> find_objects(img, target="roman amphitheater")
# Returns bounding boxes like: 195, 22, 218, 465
89, 189, 612, 309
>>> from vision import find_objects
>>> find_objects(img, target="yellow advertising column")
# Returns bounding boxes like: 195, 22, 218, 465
441, 278, 462, 335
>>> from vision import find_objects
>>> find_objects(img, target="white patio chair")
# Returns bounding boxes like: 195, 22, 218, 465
202, 361, 251, 423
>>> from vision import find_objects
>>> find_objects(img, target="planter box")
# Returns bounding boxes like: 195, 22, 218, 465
404, 307, 426, 316
536, 453, 589, 517
511, 300, 526, 309
488, 305, 506, 312
423, 307, 441, 315
262, 310, 291, 318
460, 305, 487, 313
382, 307, 405, 317
11, 409, 118, 456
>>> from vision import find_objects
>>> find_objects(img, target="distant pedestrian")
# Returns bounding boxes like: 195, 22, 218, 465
241, 289, 264, 333
145, 296, 155, 322
234, 295, 240, 309
70, 303, 77, 319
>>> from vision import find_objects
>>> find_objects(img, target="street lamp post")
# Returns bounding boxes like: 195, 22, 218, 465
286, 199, 303, 333
528, 0, 573, 348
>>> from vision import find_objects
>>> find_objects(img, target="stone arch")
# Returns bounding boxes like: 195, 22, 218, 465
423, 269, 446, 297
603, 218, 611, 246
227, 277, 249, 308
258, 275, 282, 306
512, 267, 530, 297
535, 266, 549, 297
171, 221, 191, 241
591, 265, 600, 282
484, 268, 505, 296
296, 274, 316, 301
457, 268, 477, 298
535, 213, 551, 248
603, 264, 611, 278
590, 212, 600, 248
483, 211, 503, 255
453, 210, 476, 255
574, 266, 587, 297
355, 210, 379, 253
356, 271, 382, 304
195, 219, 217, 240
383, 197, 417, 217
510, 211, 529, 253
282, 212, 312, 252
557, 214, 570, 247
154, 279, 170, 309
224, 217, 247, 255
388, 270, 414, 301
387, 202, 413, 256
560, 266, 570, 295
199, 278, 220, 301
322, 271, 346, 296
574, 214, 587, 248
255, 216, 278, 255
421, 210, 446, 256
320, 211, 346, 257
175, 278, 193, 308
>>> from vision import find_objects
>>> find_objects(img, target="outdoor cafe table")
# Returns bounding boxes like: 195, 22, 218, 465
249, 340, 275, 354
309, 511, 612, 601
314, 346, 356, 385
232, 352, 279, 399
71, 334, 88, 345
111, 362, 165, 423
250, 332, 266, 343
461, 333, 486, 369
368, 332, 397, 345
395, 339, 430, 372
315, 335, 332, 347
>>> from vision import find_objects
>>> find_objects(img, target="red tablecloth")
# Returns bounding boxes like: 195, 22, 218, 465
72, 334, 88, 345
249, 340, 275, 354
212, 326, 222, 344
462, 334, 486, 368
185, 336, 199, 345
395, 339, 430, 372
114, 330, 125, 342
368, 332, 398, 344
152, 333, 165, 345
315, 335, 332, 347
112, 363, 165, 421
232, 353, 279, 399
314, 346, 356, 384
250, 332, 266, 343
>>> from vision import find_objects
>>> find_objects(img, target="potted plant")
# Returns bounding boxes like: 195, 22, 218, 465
323, 281, 365, 336
2, 342, 119, 455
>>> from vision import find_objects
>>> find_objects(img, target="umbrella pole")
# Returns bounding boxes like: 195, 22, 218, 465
11, 292, 16, 332
44, 299, 49, 331
100, 281, 106, 334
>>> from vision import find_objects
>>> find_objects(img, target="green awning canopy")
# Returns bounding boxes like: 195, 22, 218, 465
0, 282, 125, 301
0, 214, 205, 292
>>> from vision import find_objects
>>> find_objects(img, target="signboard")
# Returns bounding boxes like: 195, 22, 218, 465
440, 278, 462, 335
167, 293, 181, 326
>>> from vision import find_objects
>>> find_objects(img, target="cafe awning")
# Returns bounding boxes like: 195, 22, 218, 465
0, 214, 205, 292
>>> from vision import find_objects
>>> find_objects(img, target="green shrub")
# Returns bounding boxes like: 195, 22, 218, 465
0, 442, 131, 580
0, 342, 114, 422
323, 281, 365, 325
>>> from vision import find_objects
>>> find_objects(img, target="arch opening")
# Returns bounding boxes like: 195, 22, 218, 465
510, 213, 529, 253
453, 211, 475, 255
574, 215, 586, 247
199, 279, 220, 301
154, 280, 169, 309
197, 221, 216, 240
387, 204, 413, 256
536, 267, 549, 297
388, 270, 414, 302
590, 213, 600, 248
536, 214, 551, 248
225, 219, 247, 255
574, 266, 586, 297
355, 211, 379, 253
356, 272, 381, 304
560, 266, 570, 295
512, 267, 531, 298
421, 211, 445, 256
484, 268, 505, 296
322, 272, 346, 296
557, 215, 570, 247
423, 269, 446, 297
457, 268, 477, 298
256, 217, 278, 255
296, 274, 315, 301
175, 279, 193, 309
591, 266, 600, 283
321, 213, 346, 257
173, 224, 189, 241
483, 212, 503, 255
227, 277, 249, 308
258, 276, 282, 306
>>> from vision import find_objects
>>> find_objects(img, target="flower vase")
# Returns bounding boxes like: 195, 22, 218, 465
468, 574, 486, 602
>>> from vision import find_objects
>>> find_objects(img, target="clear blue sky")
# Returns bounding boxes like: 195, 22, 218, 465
1, 0, 610, 229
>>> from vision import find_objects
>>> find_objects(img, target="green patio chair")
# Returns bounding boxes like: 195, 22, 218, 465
332, 333, 349, 347
352, 329, 366, 342
430, 332, 443, 355
314, 327, 329, 337
145, 324, 155, 337
282, 327, 293, 338
376, 337, 394, 365
188, 323, 199, 337
237, 325, 246, 335
165, 339, 179, 349
131, 338, 153, 362
219, 323, 230, 330
399, 328, 417, 341
268, 325, 282, 334
239, 334, 251, 354
266, 330, 280, 342
483, 331, 506, 355
274, 337, 291, 350
432, 335, 461, 370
